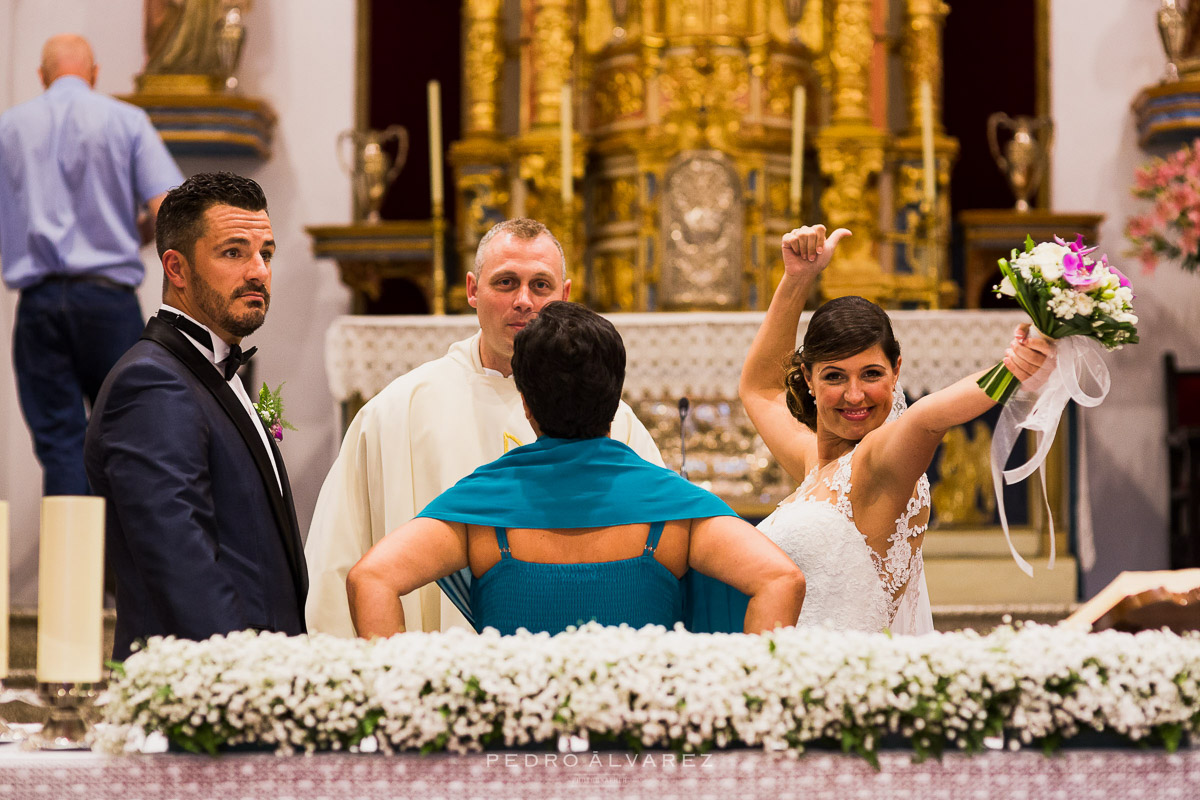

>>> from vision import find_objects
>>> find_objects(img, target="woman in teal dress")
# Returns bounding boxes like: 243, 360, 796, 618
347, 302, 805, 637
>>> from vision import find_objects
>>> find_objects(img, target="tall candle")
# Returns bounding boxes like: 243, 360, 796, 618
427, 80, 444, 214
0, 501, 8, 681
790, 85, 806, 217
560, 83, 573, 204
920, 80, 936, 206
36, 497, 104, 683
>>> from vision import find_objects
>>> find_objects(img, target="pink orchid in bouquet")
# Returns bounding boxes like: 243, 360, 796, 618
979, 234, 1138, 404
1126, 138, 1200, 273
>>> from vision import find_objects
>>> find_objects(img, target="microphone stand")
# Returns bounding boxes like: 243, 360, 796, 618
678, 397, 690, 481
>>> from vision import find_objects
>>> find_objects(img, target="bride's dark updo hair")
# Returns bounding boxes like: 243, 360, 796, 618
784, 295, 901, 429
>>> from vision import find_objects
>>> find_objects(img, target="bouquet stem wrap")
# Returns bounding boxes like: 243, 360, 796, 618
991, 336, 1110, 576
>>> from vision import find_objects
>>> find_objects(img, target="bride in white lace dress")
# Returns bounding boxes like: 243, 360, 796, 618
740, 225, 1053, 635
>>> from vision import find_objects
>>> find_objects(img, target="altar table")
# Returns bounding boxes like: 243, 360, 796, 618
1, 746, 1196, 800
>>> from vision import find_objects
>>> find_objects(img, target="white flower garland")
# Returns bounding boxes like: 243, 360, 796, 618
96, 624, 1200, 761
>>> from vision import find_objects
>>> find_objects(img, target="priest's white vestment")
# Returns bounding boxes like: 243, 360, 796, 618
305, 332, 664, 637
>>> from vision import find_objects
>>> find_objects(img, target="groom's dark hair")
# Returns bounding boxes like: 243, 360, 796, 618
156, 171, 269, 263
512, 302, 625, 440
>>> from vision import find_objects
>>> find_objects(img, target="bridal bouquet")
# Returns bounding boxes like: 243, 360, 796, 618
976, 235, 1138, 577
977, 234, 1138, 405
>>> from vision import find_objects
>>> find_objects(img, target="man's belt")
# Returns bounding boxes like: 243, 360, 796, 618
33, 273, 136, 292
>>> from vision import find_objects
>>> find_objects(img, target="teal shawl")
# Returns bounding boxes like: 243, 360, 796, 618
417, 436, 749, 632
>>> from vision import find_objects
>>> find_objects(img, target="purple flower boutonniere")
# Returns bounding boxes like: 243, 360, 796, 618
254, 382, 297, 442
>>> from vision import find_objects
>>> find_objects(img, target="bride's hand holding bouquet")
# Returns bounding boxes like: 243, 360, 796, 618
978, 234, 1139, 575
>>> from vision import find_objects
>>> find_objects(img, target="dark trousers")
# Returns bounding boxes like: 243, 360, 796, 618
14, 278, 144, 496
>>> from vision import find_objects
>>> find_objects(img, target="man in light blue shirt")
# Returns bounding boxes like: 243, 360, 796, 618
0, 34, 183, 495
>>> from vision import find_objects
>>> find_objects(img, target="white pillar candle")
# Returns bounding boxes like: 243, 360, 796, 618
427, 80, 444, 214
0, 501, 8, 680
790, 85, 806, 217
920, 80, 936, 206
36, 497, 104, 683
561, 83, 573, 204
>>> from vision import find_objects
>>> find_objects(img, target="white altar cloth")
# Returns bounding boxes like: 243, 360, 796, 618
325, 311, 1029, 404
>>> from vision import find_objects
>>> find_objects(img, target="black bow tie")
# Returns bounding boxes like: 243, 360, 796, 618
158, 309, 256, 380
222, 343, 257, 380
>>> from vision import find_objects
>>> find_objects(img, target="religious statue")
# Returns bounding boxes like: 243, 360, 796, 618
140, 0, 250, 92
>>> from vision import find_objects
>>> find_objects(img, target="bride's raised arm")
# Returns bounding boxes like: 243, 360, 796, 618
739, 225, 851, 482
860, 324, 1054, 500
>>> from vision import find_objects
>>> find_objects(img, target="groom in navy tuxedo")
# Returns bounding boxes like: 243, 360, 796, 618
85, 172, 307, 660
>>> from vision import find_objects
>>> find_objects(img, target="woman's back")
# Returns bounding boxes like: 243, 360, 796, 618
468, 521, 687, 635
757, 447, 932, 634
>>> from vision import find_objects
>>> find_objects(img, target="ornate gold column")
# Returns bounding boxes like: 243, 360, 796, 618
904, 0, 948, 137
815, 0, 888, 303
898, 0, 956, 197
450, 0, 511, 298
888, 0, 958, 307
513, 0, 581, 290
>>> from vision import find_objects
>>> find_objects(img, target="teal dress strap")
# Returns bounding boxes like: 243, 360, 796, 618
494, 527, 512, 558
642, 520, 666, 556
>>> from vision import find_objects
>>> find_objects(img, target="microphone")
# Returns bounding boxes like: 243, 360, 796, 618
678, 397, 690, 481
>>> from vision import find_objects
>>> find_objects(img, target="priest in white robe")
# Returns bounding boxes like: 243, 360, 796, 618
305, 219, 663, 637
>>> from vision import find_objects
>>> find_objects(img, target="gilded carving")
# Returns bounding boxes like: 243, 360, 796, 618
594, 176, 639, 224
896, 161, 924, 211
659, 49, 749, 126
459, 170, 510, 237
767, 0, 823, 51
828, 0, 873, 124
931, 421, 995, 526
584, 0, 615, 54
592, 253, 612, 309
610, 251, 638, 310
816, 134, 885, 291
592, 66, 645, 128
904, 0, 949, 133
529, 0, 574, 127
666, 0, 706, 35
767, 174, 790, 218
764, 58, 803, 118
463, 0, 504, 135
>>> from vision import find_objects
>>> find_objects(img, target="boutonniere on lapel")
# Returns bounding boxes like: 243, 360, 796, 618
254, 382, 297, 442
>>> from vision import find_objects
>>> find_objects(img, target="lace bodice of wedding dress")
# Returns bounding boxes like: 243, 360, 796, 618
757, 447, 933, 634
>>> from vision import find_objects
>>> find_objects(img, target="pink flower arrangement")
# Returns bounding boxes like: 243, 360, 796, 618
1126, 138, 1200, 273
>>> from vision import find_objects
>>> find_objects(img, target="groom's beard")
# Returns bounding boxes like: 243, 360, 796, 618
189, 266, 270, 338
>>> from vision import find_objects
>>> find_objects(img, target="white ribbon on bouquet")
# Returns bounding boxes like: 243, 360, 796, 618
990, 335, 1110, 576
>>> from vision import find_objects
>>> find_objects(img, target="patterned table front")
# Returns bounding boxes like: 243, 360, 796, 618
1, 748, 1196, 800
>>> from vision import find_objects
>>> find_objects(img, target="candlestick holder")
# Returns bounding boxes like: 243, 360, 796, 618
431, 209, 447, 315
0, 680, 42, 744
0, 699, 20, 744
29, 682, 96, 750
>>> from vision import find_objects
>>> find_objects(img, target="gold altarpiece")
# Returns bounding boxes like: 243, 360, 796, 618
450, 0, 958, 312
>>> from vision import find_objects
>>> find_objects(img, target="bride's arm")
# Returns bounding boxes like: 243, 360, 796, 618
860, 324, 1054, 498
739, 225, 851, 482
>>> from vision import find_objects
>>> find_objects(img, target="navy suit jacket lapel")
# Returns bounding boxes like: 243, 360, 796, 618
142, 317, 307, 609
264, 423, 308, 602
